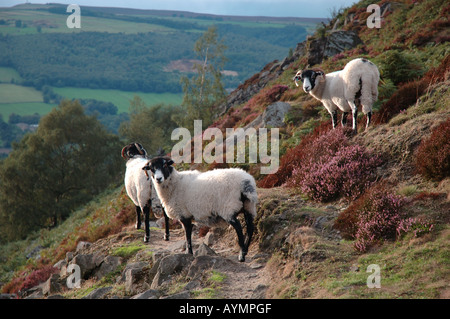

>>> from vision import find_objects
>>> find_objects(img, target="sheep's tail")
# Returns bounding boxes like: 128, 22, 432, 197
361, 65, 380, 114
241, 179, 258, 218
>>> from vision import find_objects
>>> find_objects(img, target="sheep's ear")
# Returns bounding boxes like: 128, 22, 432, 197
316, 70, 325, 77
142, 164, 151, 171
166, 159, 174, 166
293, 70, 302, 87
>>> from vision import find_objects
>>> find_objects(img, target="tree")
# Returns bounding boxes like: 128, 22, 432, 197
178, 26, 227, 131
119, 96, 182, 155
0, 100, 123, 241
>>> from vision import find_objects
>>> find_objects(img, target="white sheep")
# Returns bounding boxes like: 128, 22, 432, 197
121, 143, 170, 243
294, 58, 380, 133
143, 156, 258, 262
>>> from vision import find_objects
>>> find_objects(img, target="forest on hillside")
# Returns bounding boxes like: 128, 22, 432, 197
0, 23, 306, 93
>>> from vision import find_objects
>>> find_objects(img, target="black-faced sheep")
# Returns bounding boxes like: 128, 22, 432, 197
142, 156, 258, 262
294, 58, 380, 133
121, 143, 170, 243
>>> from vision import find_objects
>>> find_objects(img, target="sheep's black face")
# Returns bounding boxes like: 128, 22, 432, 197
121, 143, 147, 159
293, 69, 324, 93
143, 156, 174, 185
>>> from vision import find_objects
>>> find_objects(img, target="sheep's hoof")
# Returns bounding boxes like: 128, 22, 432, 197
238, 253, 245, 262
164, 234, 169, 241
144, 236, 150, 243
135, 223, 141, 230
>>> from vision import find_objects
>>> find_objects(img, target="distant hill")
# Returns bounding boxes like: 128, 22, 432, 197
0, 3, 322, 92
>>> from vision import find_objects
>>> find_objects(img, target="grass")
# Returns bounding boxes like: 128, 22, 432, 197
321, 227, 449, 299
0, 82, 183, 119
0, 102, 57, 117
0, 9, 173, 35
52, 87, 183, 113
111, 243, 147, 258
0, 67, 23, 83
0, 84, 43, 104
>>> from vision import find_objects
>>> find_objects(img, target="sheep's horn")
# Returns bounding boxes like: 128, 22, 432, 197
121, 146, 128, 159
134, 143, 144, 155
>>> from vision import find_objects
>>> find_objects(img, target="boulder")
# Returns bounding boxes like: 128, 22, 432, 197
186, 255, 237, 278
125, 267, 148, 295
307, 30, 363, 66
194, 243, 217, 257
262, 102, 291, 128
42, 273, 63, 296
94, 256, 122, 280
81, 286, 112, 299
76, 241, 92, 253
70, 253, 103, 279
131, 289, 160, 299
150, 254, 194, 288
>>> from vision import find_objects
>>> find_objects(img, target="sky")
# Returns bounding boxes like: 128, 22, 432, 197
1, 0, 358, 18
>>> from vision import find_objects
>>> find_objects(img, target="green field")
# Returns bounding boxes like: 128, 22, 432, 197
0, 9, 173, 35
0, 67, 23, 83
0, 102, 57, 117
52, 87, 183, 113
0, 83, 43, 103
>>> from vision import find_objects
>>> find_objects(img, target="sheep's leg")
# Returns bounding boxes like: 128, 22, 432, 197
229, 216, 246, 262
135, 206, 142, 230
163, 209, 170, 241
365, 111, 372, 131
341, 112, 348, 127
243, 211, 254, 257
143, 205, 150, 243
331, 110, 338, 129
180, 217, 193, 254
348, 101, 358, 133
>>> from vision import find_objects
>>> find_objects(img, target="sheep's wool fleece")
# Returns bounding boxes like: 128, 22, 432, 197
154, 168, 257, 225
313, 58, 379, 115
125, 157, 152, 208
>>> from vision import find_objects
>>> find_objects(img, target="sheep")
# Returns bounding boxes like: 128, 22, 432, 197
121, 143, 170, 243
142, 156, 258, 262
293, 58, 380, 133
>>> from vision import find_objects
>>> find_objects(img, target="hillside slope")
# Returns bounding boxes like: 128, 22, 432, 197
0, 0, 449, 299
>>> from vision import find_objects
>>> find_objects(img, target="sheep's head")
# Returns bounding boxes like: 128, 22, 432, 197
121, 142, 147, 159
142, 156, 174, 184
293, 69, 325, 93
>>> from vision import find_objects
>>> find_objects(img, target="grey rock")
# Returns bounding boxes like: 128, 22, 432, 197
151, 254, 194, 288
125, 267, 147, 295
42, 273, 63, 296
76, 241, 92, 253
131, 289, 160, 299
161, 290, 191, 299
118, 261, 147, 284
263, 102, 291, 128
187, 255, 237, 278
95, 256, 122, 280
81, 286, 112, 299
251, 284, 268, 299
194, 243, 217, 257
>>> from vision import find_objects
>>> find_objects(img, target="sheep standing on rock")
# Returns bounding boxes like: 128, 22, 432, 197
121, 143, 170, 243
294, 58, 380, 133
143, 156, 258, 262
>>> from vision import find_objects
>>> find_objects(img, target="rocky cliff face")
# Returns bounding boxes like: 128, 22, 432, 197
217, 29, 362, 116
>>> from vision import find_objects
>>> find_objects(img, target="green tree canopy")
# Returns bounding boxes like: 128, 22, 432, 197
177, 26, 227, 131
0, 100, 123, 241
119, 96, 182, 156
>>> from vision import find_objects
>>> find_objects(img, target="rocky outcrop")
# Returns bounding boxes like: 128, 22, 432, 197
217, 29, 362, 116
217, 42, 306, 116
306, 30, 362, 66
